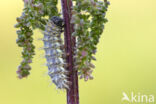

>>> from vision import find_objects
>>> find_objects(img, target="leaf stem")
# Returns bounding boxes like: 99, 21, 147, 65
61, 0, 79, 104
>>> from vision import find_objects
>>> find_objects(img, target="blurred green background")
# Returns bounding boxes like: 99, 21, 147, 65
0, 0, 156, 104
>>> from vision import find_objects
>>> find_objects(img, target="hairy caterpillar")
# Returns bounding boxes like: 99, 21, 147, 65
43, 16, 69, 89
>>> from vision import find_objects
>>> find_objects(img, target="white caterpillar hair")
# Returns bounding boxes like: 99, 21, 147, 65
43, 16, 69, 89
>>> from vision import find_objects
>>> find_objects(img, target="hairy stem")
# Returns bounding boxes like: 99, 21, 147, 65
61, 0, 79, 104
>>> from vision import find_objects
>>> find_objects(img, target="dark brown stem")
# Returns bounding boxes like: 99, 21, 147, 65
61, 0, 79, 104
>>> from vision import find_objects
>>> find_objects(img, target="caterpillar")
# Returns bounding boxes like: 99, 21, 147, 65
43, 16, 69, 89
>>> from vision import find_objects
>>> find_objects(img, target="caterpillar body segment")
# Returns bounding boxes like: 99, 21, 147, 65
43, 16, 69, 89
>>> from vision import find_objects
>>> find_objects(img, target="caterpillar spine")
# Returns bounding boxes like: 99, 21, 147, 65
43, 16, 69, 89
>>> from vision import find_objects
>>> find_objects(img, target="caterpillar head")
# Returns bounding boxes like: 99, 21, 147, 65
51, 16, 64, 28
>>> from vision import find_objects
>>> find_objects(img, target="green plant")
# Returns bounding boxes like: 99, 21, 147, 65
15, 0, 109, 104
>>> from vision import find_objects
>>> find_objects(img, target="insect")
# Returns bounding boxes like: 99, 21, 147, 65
51, 16, 64, 28
43, 16, 69, 89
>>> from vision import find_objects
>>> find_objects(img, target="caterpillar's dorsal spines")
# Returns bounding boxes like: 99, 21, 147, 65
42, 17, 68, 89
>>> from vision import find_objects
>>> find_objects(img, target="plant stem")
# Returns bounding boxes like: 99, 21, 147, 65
61, 0, 79, 104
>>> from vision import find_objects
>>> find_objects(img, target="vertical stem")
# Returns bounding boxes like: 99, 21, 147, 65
61, 0, 79, 104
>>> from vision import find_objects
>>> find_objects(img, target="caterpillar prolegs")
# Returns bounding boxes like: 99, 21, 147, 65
43, 16, 69, 89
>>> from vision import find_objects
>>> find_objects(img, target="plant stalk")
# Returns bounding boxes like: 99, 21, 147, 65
61, 0, 79, 104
